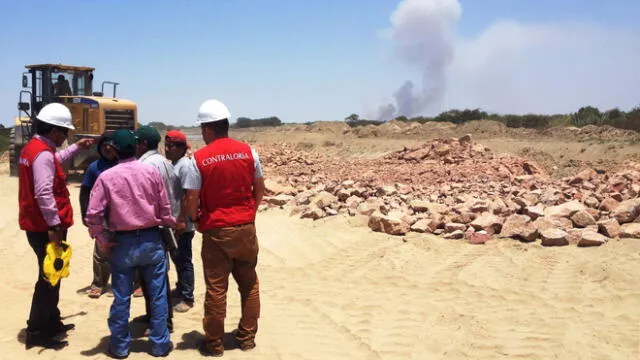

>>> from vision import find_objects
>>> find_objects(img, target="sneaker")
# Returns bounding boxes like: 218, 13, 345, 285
173, 300, 194, 313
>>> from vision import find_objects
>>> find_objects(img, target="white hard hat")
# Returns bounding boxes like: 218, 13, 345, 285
196, 99, 231, 124
36, 103, 75, 130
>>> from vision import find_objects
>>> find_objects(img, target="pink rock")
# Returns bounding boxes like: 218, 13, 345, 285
467, 232, 490, 245
598, 219, 621, 238
599, 198, 620, 212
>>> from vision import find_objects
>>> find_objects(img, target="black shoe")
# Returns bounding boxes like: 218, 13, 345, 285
25, 331, 68, 350
43, 323, 75, 338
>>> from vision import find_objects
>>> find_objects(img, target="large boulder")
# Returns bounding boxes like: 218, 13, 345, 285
599, 197, 620, 212
445, 222, 467, 233
597, 219, 621, 238
544, 200, 586, 219
499, 214, 538, 242
264, 194, 294, 206
410, 219, 430, 233
470, 212, 504, 234
379, 216, 410, 235
357, 197, 386, 216
264, 178, 297, 195
540, 228, 569, 246
611, 199, 640, 224
312, 191, 339, 209
300, 206, 325, 220
619, 223, 640, 238
533, 217, 573, 232
570, 210, 596, 228
578, 231, 608, 247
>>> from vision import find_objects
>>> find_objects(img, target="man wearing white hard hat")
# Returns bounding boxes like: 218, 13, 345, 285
183, 99, 265, 356
18, 103, 94, 349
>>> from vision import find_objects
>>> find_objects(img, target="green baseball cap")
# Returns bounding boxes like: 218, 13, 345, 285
111, 129, 137, 158
134, 125, 161, 145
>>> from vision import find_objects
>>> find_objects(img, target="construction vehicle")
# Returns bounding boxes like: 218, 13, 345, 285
9, 63, 138, 177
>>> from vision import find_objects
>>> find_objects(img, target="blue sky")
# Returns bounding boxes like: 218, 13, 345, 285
1, 0, 639, 127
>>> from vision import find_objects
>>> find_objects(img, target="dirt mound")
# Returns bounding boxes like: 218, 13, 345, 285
576, 125, 639, 141
542, 125, 639, 142
307, 121, 351, 134
258, 134, 548, 192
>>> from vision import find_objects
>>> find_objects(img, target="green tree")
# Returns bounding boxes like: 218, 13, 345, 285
345, 113, 360, 122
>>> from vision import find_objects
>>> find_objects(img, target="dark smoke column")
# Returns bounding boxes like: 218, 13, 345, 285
378, 0, 461, 120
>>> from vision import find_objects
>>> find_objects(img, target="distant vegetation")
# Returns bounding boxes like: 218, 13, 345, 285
233, 116, 282, 128
145, 116, 283, 132
106, 105, 640, 136
344, 105, 640, 131
147, 121, 180, 131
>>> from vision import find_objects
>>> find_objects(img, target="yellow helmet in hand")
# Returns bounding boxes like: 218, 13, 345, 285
43, 241, 72, 286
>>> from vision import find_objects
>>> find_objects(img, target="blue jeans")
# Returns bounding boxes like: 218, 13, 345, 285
108, 229, 170, 357
170, 231, 195, 302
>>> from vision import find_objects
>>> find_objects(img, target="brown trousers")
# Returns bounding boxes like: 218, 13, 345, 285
201, 223, 260, 350
91, 241, 111, 289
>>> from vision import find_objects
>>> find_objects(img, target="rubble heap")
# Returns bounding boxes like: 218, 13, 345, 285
258, 135, 640, 247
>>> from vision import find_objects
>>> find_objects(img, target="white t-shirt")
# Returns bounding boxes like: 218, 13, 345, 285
173, 156, 196, 232
139, 150, 180, 218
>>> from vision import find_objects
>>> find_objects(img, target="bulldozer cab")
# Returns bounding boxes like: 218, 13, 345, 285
10, 63, 137, 177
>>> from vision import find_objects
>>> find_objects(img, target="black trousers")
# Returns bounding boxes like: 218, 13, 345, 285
26, 231, 67, 333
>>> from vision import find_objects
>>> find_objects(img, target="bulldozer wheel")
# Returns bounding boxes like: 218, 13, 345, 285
9, 127, 18, 177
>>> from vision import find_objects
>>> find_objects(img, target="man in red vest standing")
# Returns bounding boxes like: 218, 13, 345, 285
18, 103, 94, 350
183, 99, 265, 357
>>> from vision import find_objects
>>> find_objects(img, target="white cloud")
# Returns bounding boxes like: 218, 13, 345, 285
443, 20, 640, 115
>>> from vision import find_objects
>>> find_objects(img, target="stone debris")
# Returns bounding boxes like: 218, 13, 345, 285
255, 136, 640, 246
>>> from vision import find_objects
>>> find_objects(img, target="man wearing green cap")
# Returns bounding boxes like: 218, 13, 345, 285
85, 129, 175, 358
133, 125, 179, 333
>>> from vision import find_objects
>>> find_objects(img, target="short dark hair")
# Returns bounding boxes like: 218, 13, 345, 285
145, 138, 160, 150
202, 118, 229, 136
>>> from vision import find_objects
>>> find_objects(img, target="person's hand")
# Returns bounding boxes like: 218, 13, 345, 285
175, 220, 186, 236
98, 240, 118, 256
47, 229, 64, 245
76, 138, 96, 149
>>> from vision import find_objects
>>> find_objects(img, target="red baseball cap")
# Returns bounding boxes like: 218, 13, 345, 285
165, 130, 189, 148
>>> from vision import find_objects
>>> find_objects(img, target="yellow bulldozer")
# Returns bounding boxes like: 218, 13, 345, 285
9, 63, 138, 177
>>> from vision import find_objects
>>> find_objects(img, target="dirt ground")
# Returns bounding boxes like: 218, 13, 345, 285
1, 121, 640, 359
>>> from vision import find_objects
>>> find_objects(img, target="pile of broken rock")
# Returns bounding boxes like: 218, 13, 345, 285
258, 135, 640, 247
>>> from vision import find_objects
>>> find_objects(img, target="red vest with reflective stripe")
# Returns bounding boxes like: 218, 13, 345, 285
18, 137, 74, 232
194, 138, 256, 230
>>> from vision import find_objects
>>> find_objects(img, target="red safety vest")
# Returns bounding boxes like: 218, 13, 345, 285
194, 137, 256, 230
18, 137, 73, 232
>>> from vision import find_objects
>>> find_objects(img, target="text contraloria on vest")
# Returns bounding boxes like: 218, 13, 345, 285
201, 152, 250, 166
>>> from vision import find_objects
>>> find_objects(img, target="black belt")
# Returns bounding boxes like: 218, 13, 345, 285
114, 226, 160, 236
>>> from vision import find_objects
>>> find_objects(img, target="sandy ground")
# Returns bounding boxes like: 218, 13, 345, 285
1, 167, 640, 359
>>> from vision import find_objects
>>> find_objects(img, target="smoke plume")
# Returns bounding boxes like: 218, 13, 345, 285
378, 0, 461, 120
